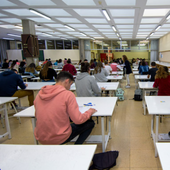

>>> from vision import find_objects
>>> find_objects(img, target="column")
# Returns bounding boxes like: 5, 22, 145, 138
150, 40, 159, 65
79, 39, 85, 61
84, 40, 91, 63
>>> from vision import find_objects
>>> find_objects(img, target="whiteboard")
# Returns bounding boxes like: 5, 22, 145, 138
7, 50, 22, 61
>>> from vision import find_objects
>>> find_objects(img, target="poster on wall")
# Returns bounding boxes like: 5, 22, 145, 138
159, 53, 163, 59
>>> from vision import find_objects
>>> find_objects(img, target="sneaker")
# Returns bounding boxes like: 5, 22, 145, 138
125, 85, 130, 88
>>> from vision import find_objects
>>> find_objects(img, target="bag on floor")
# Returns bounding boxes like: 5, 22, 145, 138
116, 88, 124, 101
89, 151, 119, 170
133, 89, 142, 101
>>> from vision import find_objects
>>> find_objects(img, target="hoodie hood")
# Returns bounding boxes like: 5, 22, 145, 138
76, 72, 89, 80
38, 85, 66, 101
2, 70, 15, 76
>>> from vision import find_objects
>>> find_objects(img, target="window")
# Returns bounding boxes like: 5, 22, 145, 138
56, 40, 63, 49
64, 40, 72, 49
47, 40, 55, 49
38, 40, 45, 49
73, 40, 79, 49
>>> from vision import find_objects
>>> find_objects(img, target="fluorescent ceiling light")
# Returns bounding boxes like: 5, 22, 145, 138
150, 32, 154, 36
102, 9, 111, 21
155, 25, 161, 31
7, 33, 20, 37
119, 37, 121, 40
15, 25, 22, 29
90, 38, 95, 40
64, 25, 75, 31
60, 37, 68, 40
29, 8, 51, 20
166, 14, 170, 20
146, 37, 149, 40
80, 32, 87, 36
116, 33, 119, 37
42, 32, 52, 36
112, 26, 116, 32
3, 38, 14, 40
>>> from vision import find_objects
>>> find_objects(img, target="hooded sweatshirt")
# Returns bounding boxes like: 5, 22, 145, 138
94, 68, 109, 82
34, 84, 94, 144
75, 72, 101, 97
0, 70, 26, 96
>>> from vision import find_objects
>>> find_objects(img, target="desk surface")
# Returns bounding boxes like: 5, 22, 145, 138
23, 82, 55, 90
135, 75, 149, 80
133, 71, 139, 74
0, 144, 97, 170
138, 82, 157, 89
70, 82, 119, 91
110, 71, 123, 75
0, 97, 18, 105
107, 75, 123, 80
145, 96, 170, 115
14, 97, 117, 117
156, 143, 170, 170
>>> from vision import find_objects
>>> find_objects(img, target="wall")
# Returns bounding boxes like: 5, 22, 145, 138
7, 50, 22, 61
43, 49, 80, 62
159, 33, 170, 63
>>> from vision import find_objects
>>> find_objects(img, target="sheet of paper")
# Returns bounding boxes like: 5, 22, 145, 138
79, 105, 96, 114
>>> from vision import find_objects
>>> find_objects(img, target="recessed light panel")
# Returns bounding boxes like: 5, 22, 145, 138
73, 9, 103, 17
2, 9, 36, 16
62, 0, 95, 6
0, 0, 17, 6
114, 19, 134, 24
139, 24, 156, 28
102, 33, 115, 34
35, 9, 71, 16
0, 18, 21, 23
143, 9, 170, 16
36, 28, 53, 32
0, 25, 16, 29
0, 13, 7, 17
98, 29, 113, 32
85, 18, 107, 23
157, 28, 170, 32
84, 32, 99, 34
146, 0, 170, 6
93, 25, 111, 28
138, 29, 152, 32
121, 33, 133, 35
110, 9, 135, 17
57, 28, 74, 32
162, 24, 170, 28
141, 18, 162, 23
56, 18, 81, 23
117, 25, 133, 28
28, 18, 54, 23
19, 0, 56, 6
68, 24, 88, 28
105, 0, 136, 6
119, 29, 133, 32
78, 29, 94, 31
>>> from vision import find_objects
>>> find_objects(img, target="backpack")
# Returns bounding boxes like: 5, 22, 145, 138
133, 89, 142, 101
116, 88, 124, 101
89, 151, 119, 170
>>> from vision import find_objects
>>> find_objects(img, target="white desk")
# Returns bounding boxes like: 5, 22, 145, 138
0, 97, 18, 139
156, 143, 170, 170
133, 71, 139, 75
135, 75, 149, 88
138, 82, 158, 115
145, 96, 170, 157
70, 82, 119, 97
110, 71, 123, 75
24, 82, 55, 90
132, 68, 138, 71
14, 97, 117, 152
0, 144, 97, 170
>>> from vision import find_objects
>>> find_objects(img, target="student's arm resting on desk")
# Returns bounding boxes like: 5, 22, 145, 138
67, 93, 97, 124
153, 79, 159, 88
90, 78, 102, 95
17, 75, 27, 89
147, 69, 151, 79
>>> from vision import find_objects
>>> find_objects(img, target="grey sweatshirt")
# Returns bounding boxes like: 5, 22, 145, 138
94, 68, 109, 82
75, 72, 101, 97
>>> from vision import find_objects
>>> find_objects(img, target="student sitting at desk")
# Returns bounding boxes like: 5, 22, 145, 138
34, 71, 96, 145
0, 69, 34, 106
62, 58, 77, 75
25, 63, 38, 78
40, 61, 57, 82
75, 62, 104, 97
139, 59, 149, 75
147, 62, 158, 82
153, 66, 170, 95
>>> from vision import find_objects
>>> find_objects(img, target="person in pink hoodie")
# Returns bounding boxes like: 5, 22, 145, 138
34, 71, 96, 145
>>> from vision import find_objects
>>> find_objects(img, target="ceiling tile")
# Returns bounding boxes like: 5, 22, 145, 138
35, 9, 71, 16
62, 0, 96, 6
0, 25, 16, 29
98, 29, 113, 32
0, 0, 17, 6
2, 9, 36, 16
93, 25, 111, 28
57, 28, 74, 32
157, 28, 170, 32
162, 24, 170, 28
102, 33, 115, 34
85, 18, 107, 23
143, 9, 170, 17
139, 24, 156, 28
141, 18, 162, 23
119, 29, 133, 32
68, 24, 88, 28
28, 18, 54, 23
146, 0, 170, 6
44, 24, 64, 27
114, 19, 134, 24
117, 25, 134, 29
105, 0, 136, 6
0, 13, 7, 17
56, 18, 81, 23
110, 9, 135, 17
78, 28, 94, 31
18, 0, 56, 6
84, 32, 99, 34
36, 28, 53, 32
66, 32, 80, 34
166, 19, 170, 23
138, 29, 152, 31
73, 9, 102, 17
0, 18, 21, 23
120, 33, 133, 34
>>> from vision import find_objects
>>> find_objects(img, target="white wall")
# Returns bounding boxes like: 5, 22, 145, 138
43, 50, 80, 61
7, 50, 22, 61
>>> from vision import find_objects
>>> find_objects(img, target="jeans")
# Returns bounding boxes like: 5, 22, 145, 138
62, 119, 95, 144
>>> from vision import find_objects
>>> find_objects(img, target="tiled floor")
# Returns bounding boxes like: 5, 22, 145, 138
1, 74, 169, 169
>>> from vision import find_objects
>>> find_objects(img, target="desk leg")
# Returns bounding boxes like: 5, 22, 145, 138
4, 104, 11, 138
31, 118, 38, 145
109, 117, 111, 139
155, 115, 159, 157
101, 116, 105, 152
143, 90, 147, 115
151, 115, 154, 138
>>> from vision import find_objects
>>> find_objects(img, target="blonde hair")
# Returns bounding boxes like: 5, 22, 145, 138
94, 61, 103, 74
40, 61, 52, 78
25, 63, 36, 73
155, 66, 169, 79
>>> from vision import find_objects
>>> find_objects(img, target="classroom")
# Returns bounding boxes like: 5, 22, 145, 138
1, 0, 170, 169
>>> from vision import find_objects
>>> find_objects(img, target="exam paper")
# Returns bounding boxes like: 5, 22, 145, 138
79, 105, 96, 113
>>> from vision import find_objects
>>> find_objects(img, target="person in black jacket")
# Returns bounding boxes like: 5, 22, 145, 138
40, 61, 57, 82
122, 55, 132, 88
2, 59, 9, 69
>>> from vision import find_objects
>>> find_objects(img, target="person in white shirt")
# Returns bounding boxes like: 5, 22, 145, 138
104, 60, 112, 74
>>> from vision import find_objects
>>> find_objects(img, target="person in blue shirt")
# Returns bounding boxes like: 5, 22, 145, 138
0, 69, 34, 106
53, 60, 58, 66
139, 59, 149, 75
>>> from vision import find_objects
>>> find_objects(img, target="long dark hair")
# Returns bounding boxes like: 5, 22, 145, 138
94, 61, 103, 74
25, 63, 36, 73
40, 61, 52, 78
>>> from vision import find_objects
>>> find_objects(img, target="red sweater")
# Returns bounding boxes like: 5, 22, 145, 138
62, 64, 77, 75
153, 75, 170, 95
